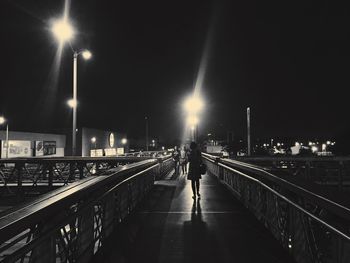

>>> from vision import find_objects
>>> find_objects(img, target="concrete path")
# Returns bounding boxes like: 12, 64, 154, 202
94, 171, 295, 263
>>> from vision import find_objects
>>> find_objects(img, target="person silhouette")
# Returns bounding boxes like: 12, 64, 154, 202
172, 146, 180, 175
187, 142, 202, 199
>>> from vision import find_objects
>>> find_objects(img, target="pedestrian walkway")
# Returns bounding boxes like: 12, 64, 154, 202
93, 171, 295, 263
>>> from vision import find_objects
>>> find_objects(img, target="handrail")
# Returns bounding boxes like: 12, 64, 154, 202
220, 157, 350, 220
0, 156, 153, 164
204, 155, 350, 242
202, 153, 350, 220
0, 159, 157, 244
233, 156, 350, 162
202, 153, 350, 262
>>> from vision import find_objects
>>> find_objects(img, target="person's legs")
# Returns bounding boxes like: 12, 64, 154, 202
195, 179, 200, 196
191, 180, 196, 198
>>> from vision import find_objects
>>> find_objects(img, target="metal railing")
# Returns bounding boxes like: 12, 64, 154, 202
0, 156, 172, 263
0, 155, 171, 198
203, 153, 350, 263
232, 156, 350, 189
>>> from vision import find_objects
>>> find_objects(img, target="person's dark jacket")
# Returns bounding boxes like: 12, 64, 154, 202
187, 149, 202, 180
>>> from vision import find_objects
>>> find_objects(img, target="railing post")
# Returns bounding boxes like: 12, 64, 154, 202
79, 162, 84, 179
77, 206, 95, 262
69, 161, 75, 181
16, 162, 24, 202
31, 223, 56, 263
103, 193, 115, 240
48, 164, 53, 188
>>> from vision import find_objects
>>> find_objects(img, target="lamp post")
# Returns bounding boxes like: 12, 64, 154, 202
145, 116, 149, 151
247, 107, 251, 156
71, 50, 91, 156
0, 116, 9, 159
51, 18, 91, 156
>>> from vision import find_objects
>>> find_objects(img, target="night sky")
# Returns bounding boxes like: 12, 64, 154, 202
1, 0, 350, 143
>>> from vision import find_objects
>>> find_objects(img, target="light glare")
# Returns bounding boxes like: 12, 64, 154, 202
187, 115, 199, 126
52, 19, 74, 42
0, 116, 5, 125
183, 96, 204, 114
121, 138, 127, 144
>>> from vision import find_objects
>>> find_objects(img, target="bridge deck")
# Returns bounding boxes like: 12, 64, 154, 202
94, 171, 295, 263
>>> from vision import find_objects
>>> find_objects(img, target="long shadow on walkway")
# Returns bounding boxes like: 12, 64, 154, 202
93, 172, 295, 263
183, 198, 221, 263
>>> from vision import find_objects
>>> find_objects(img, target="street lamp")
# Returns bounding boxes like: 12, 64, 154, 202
121, 138, 127, 145
91, 137, 97, 156
51, 18, 74, 43
183, 94, 204, 142
51, 18, 92, 156
183, 95, 204, 114
0, 116, 9, 159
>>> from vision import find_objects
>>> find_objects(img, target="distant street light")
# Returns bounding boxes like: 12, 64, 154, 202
67, 99, 77, 108
51, 18, 92, 156
90, 137, 97, 156
121, 138, 127, 145
82, 50, 92, 60
0, 116, 9, 159
183, 94, 203, 143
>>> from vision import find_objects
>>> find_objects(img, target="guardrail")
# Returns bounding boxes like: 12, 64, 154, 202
0, 155, 172, 199
203, 153, 350, 263
0, 156, 172, 263
232, 156, 350, 189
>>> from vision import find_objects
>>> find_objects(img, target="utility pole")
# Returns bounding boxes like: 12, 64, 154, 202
145, 116, 149, 151
247, 107, 251, 156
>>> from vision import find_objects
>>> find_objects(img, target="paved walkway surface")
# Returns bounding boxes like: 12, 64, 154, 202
93, 171, 295, 263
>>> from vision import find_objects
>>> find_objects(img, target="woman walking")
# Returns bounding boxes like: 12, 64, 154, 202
187, 142, 202, 199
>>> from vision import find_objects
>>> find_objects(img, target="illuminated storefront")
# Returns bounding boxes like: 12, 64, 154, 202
77, 127, 129, 157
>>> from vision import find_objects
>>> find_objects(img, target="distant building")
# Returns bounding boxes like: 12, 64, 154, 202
0, 131, 66, 159
74, 127, 129, 157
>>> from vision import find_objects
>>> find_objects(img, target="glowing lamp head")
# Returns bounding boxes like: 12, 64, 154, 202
82, 50, 92, 60
0, 116, 5, 125
52, 19, 74, 43
121, 138, 127, 145
91, 137, 96, 143
183, 96, 204, 114
67, 99, 77, 108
